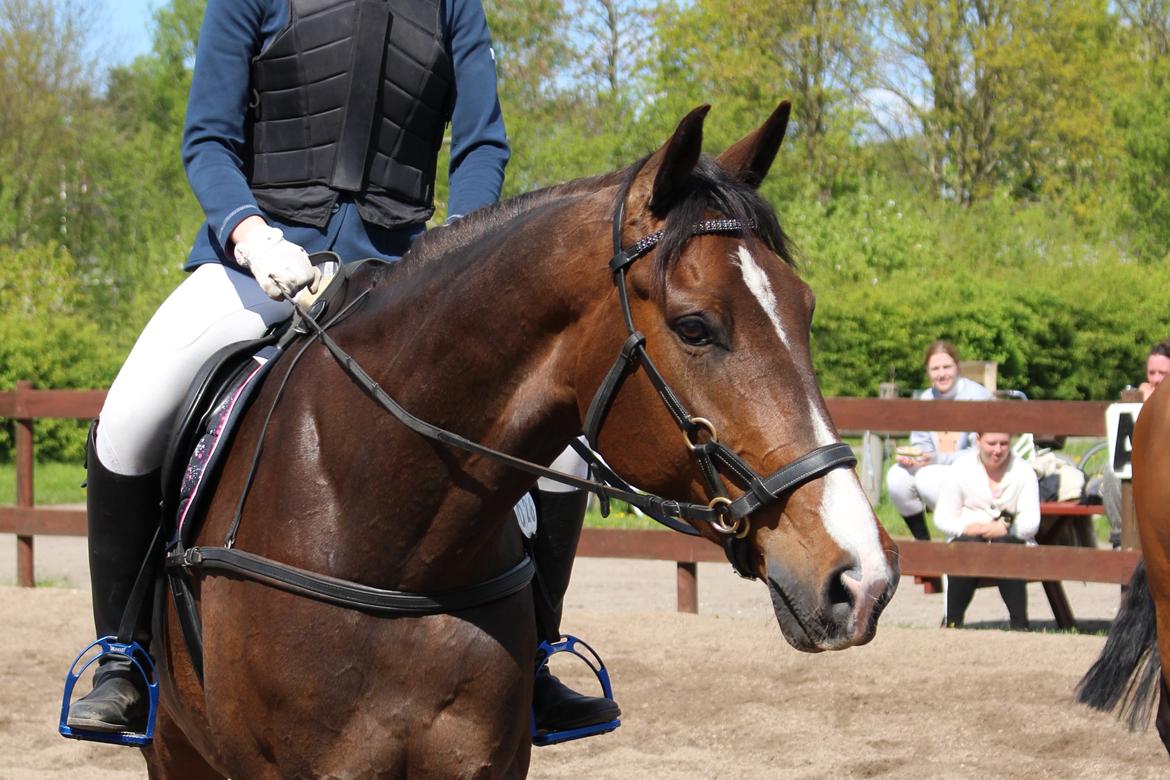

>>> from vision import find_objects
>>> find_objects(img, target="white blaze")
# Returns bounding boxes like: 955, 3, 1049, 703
734, 245, 890, 581
735, 246, 790, 350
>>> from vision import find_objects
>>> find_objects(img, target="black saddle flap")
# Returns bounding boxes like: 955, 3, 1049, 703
160, 333, 280, 526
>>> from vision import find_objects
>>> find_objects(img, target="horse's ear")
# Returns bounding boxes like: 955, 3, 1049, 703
632, 104, 710, 217
716, 100, 791, 189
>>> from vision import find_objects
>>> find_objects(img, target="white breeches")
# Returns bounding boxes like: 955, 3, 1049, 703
96, 264, 292, 476
538, 438, 590, 494
886, 463, 951, 517
97, 263, 589, 539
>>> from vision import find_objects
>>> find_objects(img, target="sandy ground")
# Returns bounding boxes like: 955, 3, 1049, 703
2, 534, 1167, 778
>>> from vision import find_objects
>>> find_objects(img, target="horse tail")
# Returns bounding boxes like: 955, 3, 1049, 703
1075, 559, 1162, 731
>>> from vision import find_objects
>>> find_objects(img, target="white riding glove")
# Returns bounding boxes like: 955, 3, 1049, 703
233, 224, 321, 301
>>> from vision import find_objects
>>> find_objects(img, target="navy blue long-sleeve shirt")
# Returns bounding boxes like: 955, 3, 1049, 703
182, 0, 509, 268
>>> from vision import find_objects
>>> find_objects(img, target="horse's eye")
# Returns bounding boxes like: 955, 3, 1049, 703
674, 316, 713, 346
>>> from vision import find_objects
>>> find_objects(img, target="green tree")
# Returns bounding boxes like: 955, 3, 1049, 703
653, 0, 872, 200
0, 0, 104, 246
1114, 0, 1170, 68
481, 0, 660, 197
1114, 74, 1170, 262
877, 0, 1126, 204
0, 242, 119, 459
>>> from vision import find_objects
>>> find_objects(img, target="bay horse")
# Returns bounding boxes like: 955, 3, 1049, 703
143, 102, 900, 778
1077, 382, 1170, 756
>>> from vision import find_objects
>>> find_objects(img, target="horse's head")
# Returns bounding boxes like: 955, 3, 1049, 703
577, 102, 899, 651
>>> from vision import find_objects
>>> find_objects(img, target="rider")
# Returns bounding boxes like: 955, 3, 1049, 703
67, 0, 617, 737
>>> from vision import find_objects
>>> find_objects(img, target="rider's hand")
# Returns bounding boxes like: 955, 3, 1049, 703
233, 223, 321, 301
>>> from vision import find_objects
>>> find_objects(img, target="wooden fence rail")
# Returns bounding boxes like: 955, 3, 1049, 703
578, 529, 1142, 615
1, 382, 101, 586
2, 386, 1135, 619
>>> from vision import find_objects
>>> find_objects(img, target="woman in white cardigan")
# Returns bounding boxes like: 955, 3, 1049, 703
933, 432, 1040, 629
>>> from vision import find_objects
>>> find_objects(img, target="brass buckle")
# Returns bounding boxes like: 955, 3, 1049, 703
684, 417, 718, 451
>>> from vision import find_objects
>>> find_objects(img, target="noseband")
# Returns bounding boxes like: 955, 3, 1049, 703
578, 169, 857, 576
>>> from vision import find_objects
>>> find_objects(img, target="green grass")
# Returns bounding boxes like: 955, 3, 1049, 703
0, 461, 86, 505
584, 507, 663, 530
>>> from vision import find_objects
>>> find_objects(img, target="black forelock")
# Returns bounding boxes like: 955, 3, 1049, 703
650, 155, 793, 296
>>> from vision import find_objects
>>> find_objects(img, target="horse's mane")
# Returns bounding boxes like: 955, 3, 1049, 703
405, 168, 628, 267
404, 153, 794, 293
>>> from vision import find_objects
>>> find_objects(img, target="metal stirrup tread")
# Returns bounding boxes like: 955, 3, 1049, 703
59, 637, 159, 746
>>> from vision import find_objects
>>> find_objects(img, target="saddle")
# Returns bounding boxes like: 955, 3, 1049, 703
59, 254, 386, 746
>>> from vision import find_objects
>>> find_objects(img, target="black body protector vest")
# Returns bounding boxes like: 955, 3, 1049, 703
248, 0, 453, 229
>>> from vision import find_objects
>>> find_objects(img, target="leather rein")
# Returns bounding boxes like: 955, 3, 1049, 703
170, 174, 857, 620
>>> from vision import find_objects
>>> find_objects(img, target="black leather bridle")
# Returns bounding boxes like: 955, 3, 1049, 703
575, 171, 857, 576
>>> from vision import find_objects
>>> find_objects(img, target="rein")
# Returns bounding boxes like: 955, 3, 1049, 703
172, 172, 858, 615
269, 172, 856, 578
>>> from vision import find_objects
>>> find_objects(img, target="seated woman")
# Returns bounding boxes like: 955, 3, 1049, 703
886, 340, 993, 540
933, 431, 1041, 630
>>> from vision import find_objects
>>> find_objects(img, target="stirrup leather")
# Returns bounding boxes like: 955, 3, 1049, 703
531, 634, 621, 746
59, 636, 158, 746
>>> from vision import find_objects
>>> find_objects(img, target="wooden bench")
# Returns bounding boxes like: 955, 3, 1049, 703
899, 539, 1138, 630
1038, 501, 1102, 517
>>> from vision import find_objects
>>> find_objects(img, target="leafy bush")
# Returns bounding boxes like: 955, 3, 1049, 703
792, 181, 1170, 399
0, 242, 121, 461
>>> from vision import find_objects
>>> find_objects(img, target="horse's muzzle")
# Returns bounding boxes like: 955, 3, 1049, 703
766, 558, 899, 652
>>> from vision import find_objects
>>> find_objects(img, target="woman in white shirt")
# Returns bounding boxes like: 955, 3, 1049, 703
933, 431, 1040, 629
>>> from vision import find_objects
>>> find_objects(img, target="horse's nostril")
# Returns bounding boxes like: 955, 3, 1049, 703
825, 564, 859, 611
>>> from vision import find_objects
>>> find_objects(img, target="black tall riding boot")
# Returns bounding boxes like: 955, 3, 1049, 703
66, 425, 161, 733
531, 489, 621, 733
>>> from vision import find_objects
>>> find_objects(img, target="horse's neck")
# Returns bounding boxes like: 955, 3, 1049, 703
303, 203, 609, 582
378, 202, 606, 425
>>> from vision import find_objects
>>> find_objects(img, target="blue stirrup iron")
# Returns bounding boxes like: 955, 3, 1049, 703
58, 637, 159, 746
531, 635, 621, 746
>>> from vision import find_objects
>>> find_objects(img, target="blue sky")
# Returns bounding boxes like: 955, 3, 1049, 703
103, 0, 158, 66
